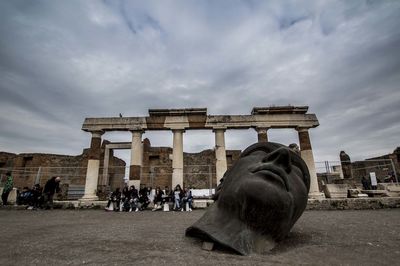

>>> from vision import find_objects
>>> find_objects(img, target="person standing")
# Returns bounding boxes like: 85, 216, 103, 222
1, 172, 13, 205
43, 176, 61, 209
173, 184, 183, 211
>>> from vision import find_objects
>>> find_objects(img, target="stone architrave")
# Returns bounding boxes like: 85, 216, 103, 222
214, 128, 227, 185
81, 131, 103, 201
172, 129, 184, 189
297, 127, 324, 199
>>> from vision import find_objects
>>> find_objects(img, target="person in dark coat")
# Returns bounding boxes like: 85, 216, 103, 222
31, 184, 43, 209
105, 188, 122, 211
138, 186, 150, 211
152, 187, 164, 211
43, 176, 61, 209
128, 185, 139, 212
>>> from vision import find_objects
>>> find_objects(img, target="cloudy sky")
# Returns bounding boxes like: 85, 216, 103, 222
0, 0, 399, 166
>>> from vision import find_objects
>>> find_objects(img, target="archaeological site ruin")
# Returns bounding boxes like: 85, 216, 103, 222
1, 106, 399, 202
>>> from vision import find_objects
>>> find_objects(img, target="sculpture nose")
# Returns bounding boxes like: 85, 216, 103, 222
262, 147, 292, 173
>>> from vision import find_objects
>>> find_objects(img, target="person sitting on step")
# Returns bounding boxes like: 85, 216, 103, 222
173, 184, 184, 211
152, 187, 164, 211
181, 187, 193, 212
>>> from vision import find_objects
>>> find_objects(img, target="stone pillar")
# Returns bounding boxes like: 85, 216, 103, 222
129, 130, 143, 189
82, 131, 103, 201
339, 151, 353, 179
102, 146, 110, 186
172, 129, 184, 189
256, 127, 269, 142
214, 128, 227, 185
297, 127, 324, 199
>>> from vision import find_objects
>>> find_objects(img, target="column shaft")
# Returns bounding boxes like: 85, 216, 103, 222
129, 130, 143, 189
297, 128, 323, 198
82, 131, 103, 200
214, 129, 227, 185
102, 147, 110, 186
256, 127, 269, 142
172, 129, 184, 189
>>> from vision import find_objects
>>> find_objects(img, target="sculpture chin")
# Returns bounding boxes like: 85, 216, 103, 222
186, 203, 278, 255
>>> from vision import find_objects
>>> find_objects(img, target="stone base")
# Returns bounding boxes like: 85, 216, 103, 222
193, 199, 214, 208
308, 192, 325, 200
80, 195, 99, 201
77, 200, 107, 209
128, 180, 140, 189
307, 197, 400, 210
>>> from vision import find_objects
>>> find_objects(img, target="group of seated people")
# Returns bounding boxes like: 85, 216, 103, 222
105, 184, 193, 212
16, 184, 44, 209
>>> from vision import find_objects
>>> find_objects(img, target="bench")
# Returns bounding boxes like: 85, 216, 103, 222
67, 185, 85, 200
361, 190, 389, 197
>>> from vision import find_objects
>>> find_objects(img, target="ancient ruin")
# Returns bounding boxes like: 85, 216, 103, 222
0, 144, 126, 195
81, 106, 321, 201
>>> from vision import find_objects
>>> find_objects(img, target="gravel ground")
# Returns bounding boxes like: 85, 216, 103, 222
0, 209, 399, 266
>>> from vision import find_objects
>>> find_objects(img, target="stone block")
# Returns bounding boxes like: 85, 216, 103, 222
7, 188, 17, 204
202, 241, 214, 251
324, 184, 350, 198
361, 190, 389, 197
193, 199, 214, 208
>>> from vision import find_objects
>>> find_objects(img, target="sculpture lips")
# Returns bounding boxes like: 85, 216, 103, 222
250, 165, 290, 192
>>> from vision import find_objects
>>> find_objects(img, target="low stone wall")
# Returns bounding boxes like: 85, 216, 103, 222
307, 197, 400, 210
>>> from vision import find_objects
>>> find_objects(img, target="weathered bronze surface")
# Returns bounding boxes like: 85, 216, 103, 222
186, 142, 310, 255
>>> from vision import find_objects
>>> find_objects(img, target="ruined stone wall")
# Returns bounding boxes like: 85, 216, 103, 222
0, 143, 125, 190
140, 141, 241, 190
142, 146, 173, 190
343, 147, 400, 185
184, 149, 216, 189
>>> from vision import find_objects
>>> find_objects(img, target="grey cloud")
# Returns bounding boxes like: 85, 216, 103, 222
0, 0, 399, 164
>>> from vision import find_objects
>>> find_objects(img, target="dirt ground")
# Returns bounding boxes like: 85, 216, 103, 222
0, 209, 399, 265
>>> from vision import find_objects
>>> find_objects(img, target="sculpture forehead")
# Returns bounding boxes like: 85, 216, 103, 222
236, 142, 310, 189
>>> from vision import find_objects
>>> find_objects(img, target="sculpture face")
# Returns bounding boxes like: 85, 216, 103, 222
186, 142, 310, 255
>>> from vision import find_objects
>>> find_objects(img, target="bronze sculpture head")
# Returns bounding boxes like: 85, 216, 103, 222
186, 142, 310, 255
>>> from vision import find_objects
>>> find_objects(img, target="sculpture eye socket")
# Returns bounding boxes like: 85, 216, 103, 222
248, 150, 268, 158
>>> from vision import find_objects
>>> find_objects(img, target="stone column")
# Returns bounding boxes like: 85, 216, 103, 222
82, 131, 103, 201
129, 130, 143, 189
297, 127, 324, 199
172, 129, 184, 189
256, 127, 269, 142
214, 128, 227, 185
102, 146, 110, 186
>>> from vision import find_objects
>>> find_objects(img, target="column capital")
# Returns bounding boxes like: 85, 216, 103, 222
129, 126, 145, 133
212, 127, 226, 133
90, 130, 104, 138
296, 127, 310, 133
172, 128, 185, 133
255, 127, 270, 133
255, 127, 269, 143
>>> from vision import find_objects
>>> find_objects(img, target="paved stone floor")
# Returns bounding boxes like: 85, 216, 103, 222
0, 209, 399, 265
